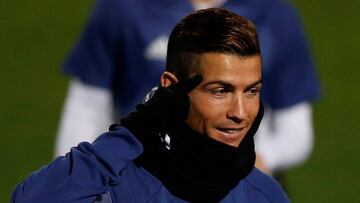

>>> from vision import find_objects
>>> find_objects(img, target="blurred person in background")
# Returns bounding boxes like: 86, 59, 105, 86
55, 0, 321, 185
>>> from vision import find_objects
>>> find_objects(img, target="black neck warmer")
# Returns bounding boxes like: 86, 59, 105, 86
132, 103, 264, 202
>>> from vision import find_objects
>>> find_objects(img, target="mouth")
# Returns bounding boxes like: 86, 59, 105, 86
211, 127, 247, 147
214, 127, 246, 139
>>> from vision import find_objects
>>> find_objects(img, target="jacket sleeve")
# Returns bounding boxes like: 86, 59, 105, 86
11, 127, 143, 203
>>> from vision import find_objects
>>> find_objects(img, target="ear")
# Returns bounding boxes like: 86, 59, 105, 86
160, 71, 179, 87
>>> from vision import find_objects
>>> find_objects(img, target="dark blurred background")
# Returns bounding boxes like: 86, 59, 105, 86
1, 0, 359, 202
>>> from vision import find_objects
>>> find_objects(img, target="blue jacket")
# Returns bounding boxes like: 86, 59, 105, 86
12, 127, 290, 203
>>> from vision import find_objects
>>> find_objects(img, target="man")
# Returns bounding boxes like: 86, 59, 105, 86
56, 0, 321, 177
13, 8, 289, 202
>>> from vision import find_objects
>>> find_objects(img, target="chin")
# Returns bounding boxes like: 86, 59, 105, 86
209, 130, 246, 148
223, 140, 243, 148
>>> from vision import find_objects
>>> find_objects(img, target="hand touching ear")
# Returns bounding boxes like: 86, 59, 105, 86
121, 75, 203, 136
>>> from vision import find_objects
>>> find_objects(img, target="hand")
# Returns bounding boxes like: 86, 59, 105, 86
121, 75, 202, 136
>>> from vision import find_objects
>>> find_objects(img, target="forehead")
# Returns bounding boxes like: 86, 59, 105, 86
196, 53, 262, 86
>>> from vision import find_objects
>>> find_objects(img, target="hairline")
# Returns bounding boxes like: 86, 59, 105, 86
179, 52, 262, 79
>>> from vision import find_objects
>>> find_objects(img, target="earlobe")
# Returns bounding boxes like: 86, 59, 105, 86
160, 71, 179, 87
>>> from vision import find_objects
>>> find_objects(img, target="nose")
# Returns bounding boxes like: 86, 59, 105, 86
227, 96, 246, 123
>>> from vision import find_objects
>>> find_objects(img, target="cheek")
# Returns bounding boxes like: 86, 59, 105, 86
245, 99, 260, 120
188, 93, 228, 123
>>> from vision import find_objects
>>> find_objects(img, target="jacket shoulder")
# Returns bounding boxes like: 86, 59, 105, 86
243, 168, 291, 203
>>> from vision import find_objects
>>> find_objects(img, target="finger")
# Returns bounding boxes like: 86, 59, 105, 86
172, 74, 203, 93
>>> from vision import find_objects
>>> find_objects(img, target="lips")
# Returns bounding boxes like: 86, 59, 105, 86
210, 126, 248, 147
215, 127, 246, 138
217, 128, 243, 133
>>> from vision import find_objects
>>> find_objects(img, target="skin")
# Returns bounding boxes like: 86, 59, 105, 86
162, 53, 262, 148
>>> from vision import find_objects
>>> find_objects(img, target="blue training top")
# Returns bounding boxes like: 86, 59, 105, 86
63, 0, 321, 116
12, 127, 290, 203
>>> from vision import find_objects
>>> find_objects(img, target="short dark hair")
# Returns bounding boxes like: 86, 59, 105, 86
166, 8, 260, 81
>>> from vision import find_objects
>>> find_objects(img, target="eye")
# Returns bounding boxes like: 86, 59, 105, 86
211, 87, 228, 96
246, 87, 260, 98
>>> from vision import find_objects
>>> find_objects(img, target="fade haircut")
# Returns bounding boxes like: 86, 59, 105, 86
166, 8, 261, 81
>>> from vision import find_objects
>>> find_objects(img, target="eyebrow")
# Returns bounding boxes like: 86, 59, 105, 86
203, 79, 263, 90
203, 80, 234, 88
244, 79, 263, 91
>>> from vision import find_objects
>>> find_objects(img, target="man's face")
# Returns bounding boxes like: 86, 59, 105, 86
186, 53, 262, 147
